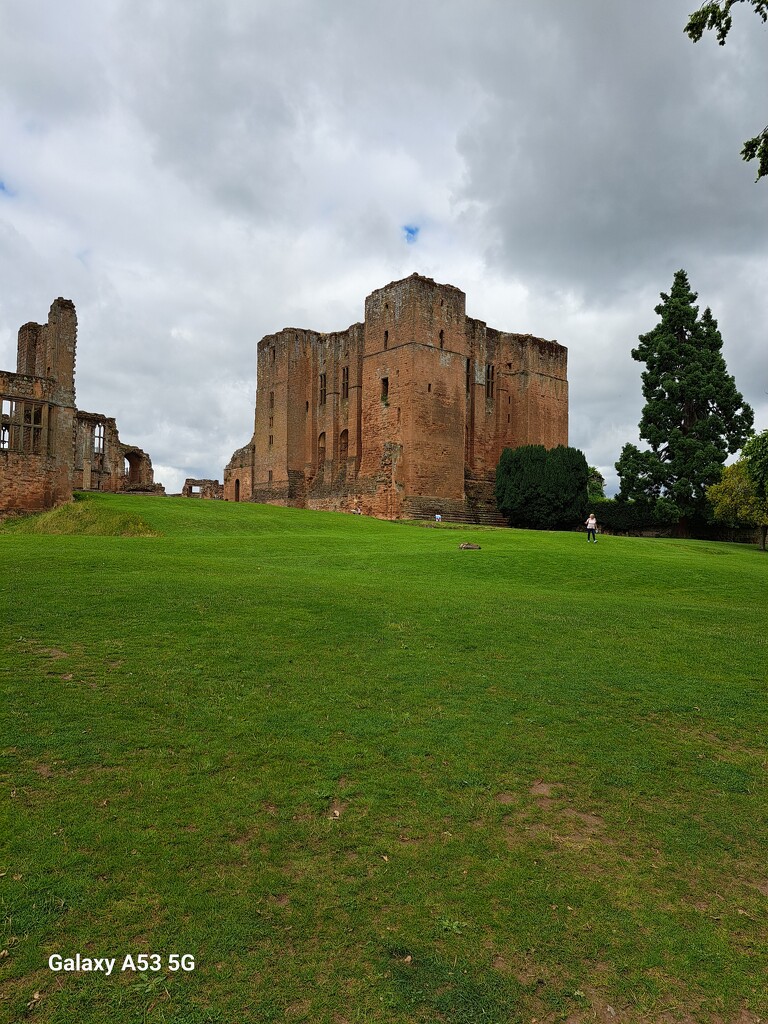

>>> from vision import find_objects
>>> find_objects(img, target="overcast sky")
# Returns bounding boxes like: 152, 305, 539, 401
1, 0, 766, 495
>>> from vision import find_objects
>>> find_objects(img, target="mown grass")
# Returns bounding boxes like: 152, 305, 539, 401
1, 492, 766, 1024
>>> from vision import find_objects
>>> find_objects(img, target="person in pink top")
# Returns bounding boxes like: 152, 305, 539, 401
585, 513, 598, 543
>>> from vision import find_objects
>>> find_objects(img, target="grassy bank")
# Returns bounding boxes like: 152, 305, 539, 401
1, 493, 766, 1023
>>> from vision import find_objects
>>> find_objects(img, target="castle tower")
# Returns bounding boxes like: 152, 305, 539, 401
360, 274, 469, 515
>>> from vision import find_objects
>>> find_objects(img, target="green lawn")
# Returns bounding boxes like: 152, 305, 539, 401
1, 492, 766, 1024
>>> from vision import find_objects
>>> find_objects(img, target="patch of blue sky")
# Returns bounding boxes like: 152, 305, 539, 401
402, 224, 419, 245
0, 180, 15, 197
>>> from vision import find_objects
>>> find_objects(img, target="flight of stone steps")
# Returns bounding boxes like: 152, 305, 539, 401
403, 488, 507, 528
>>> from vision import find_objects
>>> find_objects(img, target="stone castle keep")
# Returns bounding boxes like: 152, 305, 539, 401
224, 273, 568, 519
0, 298, 161, 513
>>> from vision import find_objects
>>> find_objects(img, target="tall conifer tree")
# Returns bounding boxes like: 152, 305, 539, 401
616, 270, 753, 529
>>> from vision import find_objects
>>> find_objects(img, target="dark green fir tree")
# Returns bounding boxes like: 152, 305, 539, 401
616, 270, 753, 532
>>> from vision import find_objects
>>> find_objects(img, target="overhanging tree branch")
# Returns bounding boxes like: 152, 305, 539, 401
685, 1, 768, 179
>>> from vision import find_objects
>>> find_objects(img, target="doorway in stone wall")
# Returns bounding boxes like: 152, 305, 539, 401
235, 479, 240, 502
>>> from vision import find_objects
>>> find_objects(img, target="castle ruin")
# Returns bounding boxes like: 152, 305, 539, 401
224, 273, 568, 520
0, 298, 162, 513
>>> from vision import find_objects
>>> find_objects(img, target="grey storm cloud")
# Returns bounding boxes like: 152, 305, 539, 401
0, 0, 765, 494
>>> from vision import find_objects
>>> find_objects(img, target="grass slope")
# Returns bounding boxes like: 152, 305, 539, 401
1, 493, 766, 1024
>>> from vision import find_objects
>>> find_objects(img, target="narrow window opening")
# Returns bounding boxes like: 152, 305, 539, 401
268, 470, 273, 483
384, 330, 388, 351
428, 383, 432, 393
466, 358, 471, 393
339, 429, 349, 461
269, 434, 274, 447
319, 373, 327, 405
269, 390, 275, 410
381, 377, 389, 402
486, 364, 495, 399
318, 432, 326, 466
439, 330, 444, 349
342, 365, 349, 399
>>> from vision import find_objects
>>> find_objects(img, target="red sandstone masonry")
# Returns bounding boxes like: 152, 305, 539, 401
1, 299, 162, 513
224, 274, 568, 519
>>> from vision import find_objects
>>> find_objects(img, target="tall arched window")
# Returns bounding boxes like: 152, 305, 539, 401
339, 429, 349, 462
318, 432, 326, 467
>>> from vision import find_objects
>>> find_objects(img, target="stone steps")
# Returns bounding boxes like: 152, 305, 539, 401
405, 505, 507, 528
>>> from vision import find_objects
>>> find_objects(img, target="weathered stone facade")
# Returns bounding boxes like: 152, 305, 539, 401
1, 299, 162, 513
182, 478, 223, 499
224, 273, 568, 519
73, 411, 158, 495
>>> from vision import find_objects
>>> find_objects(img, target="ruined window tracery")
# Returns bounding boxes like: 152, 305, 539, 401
0, 398, 48, 453
342, 366, 349, 399
319, 373, 327, 405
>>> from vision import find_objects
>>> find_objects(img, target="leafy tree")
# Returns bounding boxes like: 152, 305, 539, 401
588, 466, 606, 501
495, 445, 589, 529
685, 0, 768, 180
743, 428, 768, 494
707, 459, 768, 549
616, 270, 753, 532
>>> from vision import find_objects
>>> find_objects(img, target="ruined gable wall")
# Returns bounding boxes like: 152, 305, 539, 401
0, 298, 78, 512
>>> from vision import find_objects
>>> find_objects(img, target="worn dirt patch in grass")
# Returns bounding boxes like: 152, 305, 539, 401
328, 798, 349, 820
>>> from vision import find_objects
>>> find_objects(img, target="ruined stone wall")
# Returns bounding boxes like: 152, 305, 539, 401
223, 440, 255, 502
73, 413, 159, 494
0, 299, 78, 512
182, 478, 223, 499
1, 298, 162, 512
467, 327, 569, 478
224, 273, 569, 519
0, 371, 75, 511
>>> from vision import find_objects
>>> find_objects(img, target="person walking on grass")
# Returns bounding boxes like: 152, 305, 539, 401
585, 513, 598, 543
